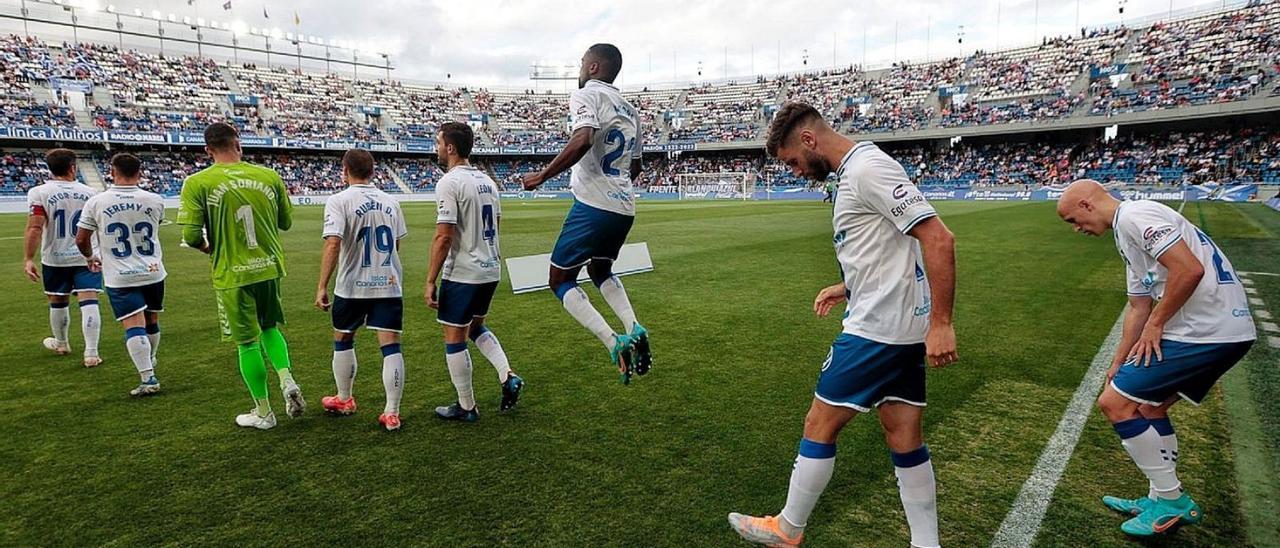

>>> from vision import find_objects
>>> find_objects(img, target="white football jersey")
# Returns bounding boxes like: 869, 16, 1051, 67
77, 186, 167, 288
436, 165, 502, 284
322, 184, 408, 299
833, 142, 937, 345
568, 79, 641, 216
27, 180, 98, 267
1113, 200, 1255, 344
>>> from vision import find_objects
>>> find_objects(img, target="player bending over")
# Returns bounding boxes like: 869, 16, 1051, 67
426, 122, 524, 422
179, 122, 304, 430
520, 43, 651, 384
728, 102, 958, 548
314, 150, 408, 431
24, 148, 103, 367
1057, 179, 1255, 537
75, 153, 166, 397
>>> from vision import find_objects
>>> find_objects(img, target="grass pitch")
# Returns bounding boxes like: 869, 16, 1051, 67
0, 199, 1274, 546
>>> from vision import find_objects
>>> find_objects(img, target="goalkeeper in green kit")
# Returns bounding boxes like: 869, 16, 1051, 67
179, 122, 305, 430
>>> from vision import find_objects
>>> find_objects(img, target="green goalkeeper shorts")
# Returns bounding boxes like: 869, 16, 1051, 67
215, 279, 287, 344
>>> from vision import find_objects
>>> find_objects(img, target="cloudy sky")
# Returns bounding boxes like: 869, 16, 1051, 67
1, 0, 1243, 88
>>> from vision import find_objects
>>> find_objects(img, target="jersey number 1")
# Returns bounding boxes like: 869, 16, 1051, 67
235, 205, 259, 249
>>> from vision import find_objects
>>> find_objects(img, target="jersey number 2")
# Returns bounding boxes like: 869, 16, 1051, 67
601, 128, 631, 177
1194, 229, 1234, 284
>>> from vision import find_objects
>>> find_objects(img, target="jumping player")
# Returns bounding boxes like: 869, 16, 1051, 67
520, 43, 651, 384
1057, 179, 1255, 537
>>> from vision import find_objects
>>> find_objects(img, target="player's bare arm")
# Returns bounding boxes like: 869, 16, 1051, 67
73, 227, 101, 273
424, 222, 457, 309
1128, 241, 1204, 367
314, 236, 341, 311
813, 283, 846, 317
1110, 295, 1154, 380
629, 157, 643, 184
521, 126, 594, 190
908, 216, 958, 368
22, 213, 43, 282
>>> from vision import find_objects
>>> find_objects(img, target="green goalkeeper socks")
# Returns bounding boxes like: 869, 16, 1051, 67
260, 327, 294, 385
238, 341, 270, 416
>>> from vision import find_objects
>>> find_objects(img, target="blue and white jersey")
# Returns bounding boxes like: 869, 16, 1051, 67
568, 79, 641, 216
78, 186, 166, 288
322, 184, 408, 299
27, 180, 98, 267
833, 142, 937, 345
1113, 199, 1255, 344
436, 165, 502, 284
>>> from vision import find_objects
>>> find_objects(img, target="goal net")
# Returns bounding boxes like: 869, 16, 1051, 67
675, 172, 755, 200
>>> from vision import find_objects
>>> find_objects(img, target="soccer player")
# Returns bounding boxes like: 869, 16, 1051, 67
520, 43, 651, 384
1056, 179, 1255, 537
426, 122, 524, 422
314, 149, 408, 431
728, 103, 958, 548
179, 122, 304, 430
23, 148, 103, 367
75, 153, 166, 397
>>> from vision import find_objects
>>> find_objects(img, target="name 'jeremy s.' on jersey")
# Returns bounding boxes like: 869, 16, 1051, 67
435, 165, 502, 284
27, 180, 98, 267
322, 184, 408, 299
833, 142, 938, 345
77, 186, 167, 288
1113, 199, 1256, 344
568, 79, 641, 217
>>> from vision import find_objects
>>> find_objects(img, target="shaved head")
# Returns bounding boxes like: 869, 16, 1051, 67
1057, 179, 1120, 236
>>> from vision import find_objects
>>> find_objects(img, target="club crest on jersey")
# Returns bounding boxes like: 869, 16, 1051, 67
892, 184, 909, 200
1141, 225, 1173, 251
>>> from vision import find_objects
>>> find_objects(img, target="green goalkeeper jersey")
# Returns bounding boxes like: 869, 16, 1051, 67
178, 161, 293, 290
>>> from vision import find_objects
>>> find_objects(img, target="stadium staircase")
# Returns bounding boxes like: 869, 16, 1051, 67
384, 166, 413, 193
218, 65, 243, 95
76, 158, 106, 190
91, 86, 115, 109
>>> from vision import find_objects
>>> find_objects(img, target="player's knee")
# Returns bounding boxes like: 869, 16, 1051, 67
1097, 390, 1137, 422
588, 262, 614, 287
1137, 403, 1167, 418
802, 411, 843, 443
552, 280, 578, 301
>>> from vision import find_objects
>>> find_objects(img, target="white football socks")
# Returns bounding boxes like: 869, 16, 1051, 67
1117, 421, 1182, 500
598, 276, 638, 333
147, 329, 161, 364
50, 304, 70, 344
445, 345, 476, 410
381, 345, 404, 415
893, 447, 940, 548
472, 329, 512, 383
780, 439, 836, 534
1148, 418, 1179, 500
81, 299, 100, 357
560, 285, 616, 348
332, 347, 357, 400
125, 328, 153, 381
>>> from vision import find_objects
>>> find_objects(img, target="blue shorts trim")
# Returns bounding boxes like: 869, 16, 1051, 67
1111, 339, 1254, 406
332, 296, 403, 333
105, 282, 165, 321
814, 333, 927, 412
550, 200, 634, 270
437, 280, 498, 327
42, 265, 102, 295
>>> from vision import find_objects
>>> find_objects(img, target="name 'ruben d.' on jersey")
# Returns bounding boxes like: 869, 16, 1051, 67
322, 184, 408, 299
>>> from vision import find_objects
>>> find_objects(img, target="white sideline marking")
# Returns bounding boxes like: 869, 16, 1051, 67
1258, 310, 1273, 320
1251, 298, 1266, 307
1240, 271, 1280, 277
0, 236, 23, 240
991, 311, 1127, 548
